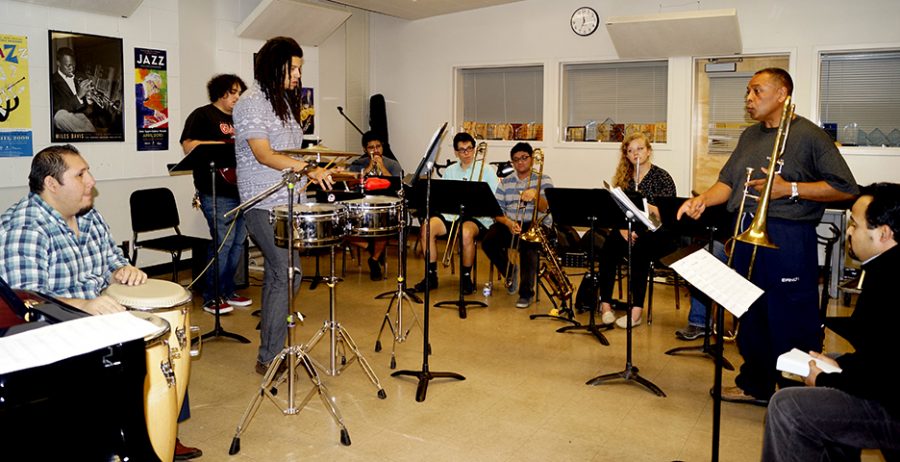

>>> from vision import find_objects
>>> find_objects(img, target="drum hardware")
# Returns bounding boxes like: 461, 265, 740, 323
372, 185, 424, 370
301, 244, 387, 400
229, 169, 351, 454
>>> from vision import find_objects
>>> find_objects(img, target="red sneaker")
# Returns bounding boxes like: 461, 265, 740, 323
226, 294, 252, 307
174, 438, 203, 460
202, 300, 233, 314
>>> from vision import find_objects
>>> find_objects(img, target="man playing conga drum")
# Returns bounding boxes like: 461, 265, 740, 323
0, 144, 203, 460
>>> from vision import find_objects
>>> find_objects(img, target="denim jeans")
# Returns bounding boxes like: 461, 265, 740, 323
687, 239, 726, 327
245, 208, 301, 364
762, 387, 900, 461
199, 193, 248, 304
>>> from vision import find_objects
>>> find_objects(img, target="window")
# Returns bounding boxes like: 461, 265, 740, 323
562, 61, 667, 143
707, 72, 755, 154
459, 65, 543, 141
819, 50, 900, 147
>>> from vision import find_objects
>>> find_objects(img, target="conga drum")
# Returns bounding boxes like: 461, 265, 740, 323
129, 310, 177, 462
104, 280, 193, 410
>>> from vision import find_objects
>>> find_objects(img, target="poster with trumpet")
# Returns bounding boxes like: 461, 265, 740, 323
49, 30, 124, 142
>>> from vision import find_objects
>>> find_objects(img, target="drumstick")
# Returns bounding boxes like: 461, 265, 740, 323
299, 159, 338, 193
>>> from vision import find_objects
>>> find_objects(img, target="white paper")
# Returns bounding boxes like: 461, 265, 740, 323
776, 348, 842, 377
669, 248, 764, 317
607, 185, 661, 231
0, 312, 160, 375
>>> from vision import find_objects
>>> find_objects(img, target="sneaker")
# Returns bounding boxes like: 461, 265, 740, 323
461, 276, 475, 295
600, 310, 616, 325
515, 296, 532, 308
715, 385, 769, 406
203, 300, 233, 314
174, 438, 203, 460
368, 257, 383, 281
615, 314, 642, 328
226, 294, 252, 307
506, 266, 519, 295
413, 275, 438, 293
675, 324, 708, 341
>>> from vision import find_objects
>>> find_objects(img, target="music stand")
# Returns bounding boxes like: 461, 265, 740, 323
169, 144, 250, 344
545, 188, 621, 346
391, 123, 466, 402
582, 187, 665, 397
411, 180, 501, 319
655, 198, 734, 370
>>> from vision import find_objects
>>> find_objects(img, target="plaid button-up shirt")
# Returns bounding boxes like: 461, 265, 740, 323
0, 193, 129, 299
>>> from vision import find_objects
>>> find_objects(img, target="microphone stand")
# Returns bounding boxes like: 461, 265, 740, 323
337, 106, 364, 136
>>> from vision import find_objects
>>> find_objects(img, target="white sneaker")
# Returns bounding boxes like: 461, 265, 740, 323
203, 301, 234, 314
600, 310, 616, 325
615, 315, 642, 329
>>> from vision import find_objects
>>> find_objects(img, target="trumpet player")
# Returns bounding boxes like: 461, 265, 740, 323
413, 132, 498, 294
677, 68, 857, 405
482, 142, 553, 309
50, 47, 97, 133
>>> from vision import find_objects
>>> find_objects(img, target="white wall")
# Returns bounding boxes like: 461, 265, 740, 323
369, 0, 900, 193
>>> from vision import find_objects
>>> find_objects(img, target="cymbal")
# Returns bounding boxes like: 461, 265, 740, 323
282, 145, 357, 157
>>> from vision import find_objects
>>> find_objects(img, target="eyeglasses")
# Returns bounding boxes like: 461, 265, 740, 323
456, 147, 474, 154
511, 155, 531, 163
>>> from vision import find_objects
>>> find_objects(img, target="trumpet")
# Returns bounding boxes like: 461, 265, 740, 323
442, 142, 488, 267
77, 75, 121, 114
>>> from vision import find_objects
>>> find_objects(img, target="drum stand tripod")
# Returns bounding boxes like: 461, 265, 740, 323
374, 188, 423, 369
303, 244, 387, 398
228, 171, 351, 454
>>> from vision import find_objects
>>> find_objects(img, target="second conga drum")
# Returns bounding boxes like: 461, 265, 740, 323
104, 279, 193, 410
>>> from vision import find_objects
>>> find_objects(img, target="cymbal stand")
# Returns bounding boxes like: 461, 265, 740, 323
229, 171, 351, 455
556, 216, 610, 345
201, 159, 251, 344
303, 245, 387, 399
392, 168, 465, 402
374, 187, 423, 369
664, 229, 734, 371
586, 213, 665, 397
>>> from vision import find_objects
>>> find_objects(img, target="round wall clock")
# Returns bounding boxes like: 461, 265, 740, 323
571, 6, 599, 37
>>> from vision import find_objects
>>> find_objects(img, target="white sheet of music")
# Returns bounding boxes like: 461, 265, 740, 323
669, 248, 764, 318
0, 312, 159, 375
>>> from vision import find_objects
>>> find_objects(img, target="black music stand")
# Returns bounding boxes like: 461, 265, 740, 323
416, 180, 502, 319
169, 144, 250, 344
546, 188, 621, 346
583, 187, 665, 397
655, 198, 734, 371
391, 123, 466, 402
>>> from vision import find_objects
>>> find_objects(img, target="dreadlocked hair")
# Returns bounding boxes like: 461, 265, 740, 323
254, 36, 303, 126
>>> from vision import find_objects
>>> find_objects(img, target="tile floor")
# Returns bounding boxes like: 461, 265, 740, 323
175, 246, 880, 461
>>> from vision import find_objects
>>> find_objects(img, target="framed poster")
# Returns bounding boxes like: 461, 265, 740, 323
48, 30, 124, 142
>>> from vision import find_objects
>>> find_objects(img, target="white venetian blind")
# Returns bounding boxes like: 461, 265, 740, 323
461, 66, 543, 124
707, 72, 754, 154
819, 50, 900, 147
564, 61, 668, 127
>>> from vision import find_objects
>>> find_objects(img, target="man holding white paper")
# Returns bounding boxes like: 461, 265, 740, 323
762, 183, 900, 461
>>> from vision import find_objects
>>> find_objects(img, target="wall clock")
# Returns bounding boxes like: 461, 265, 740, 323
571, 7, 599, 37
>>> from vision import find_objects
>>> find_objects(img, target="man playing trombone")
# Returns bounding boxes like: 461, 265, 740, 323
678, 68, 857, 405
481, 142, 553, 309
413, 132, 498, 294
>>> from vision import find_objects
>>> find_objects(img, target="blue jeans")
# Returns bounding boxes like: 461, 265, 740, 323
762, 387, 900, 462
199, 193, 247, 304
245, 208, 301, 364
687, 240, 726, 327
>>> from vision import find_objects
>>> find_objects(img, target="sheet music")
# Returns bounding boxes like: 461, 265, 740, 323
0, 312, 159, 375
776, 348, 842, 377
604, 182, 661, 231
669, 248, 763, 317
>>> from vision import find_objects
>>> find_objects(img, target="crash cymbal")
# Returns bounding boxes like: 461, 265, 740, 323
281, 145, 357, 157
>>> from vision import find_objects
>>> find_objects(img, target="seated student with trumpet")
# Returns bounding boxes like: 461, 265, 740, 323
481, 142, 553, 309
596, 132, 677, 329
413, 132, 499, 294
0, 145, 204, 460
346, 130, 403, 280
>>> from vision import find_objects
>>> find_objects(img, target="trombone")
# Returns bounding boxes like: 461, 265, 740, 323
504, 149, 542, 286
441, 141, 488, 267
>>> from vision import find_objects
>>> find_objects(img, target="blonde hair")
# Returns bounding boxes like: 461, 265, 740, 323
612, 132, 652, 188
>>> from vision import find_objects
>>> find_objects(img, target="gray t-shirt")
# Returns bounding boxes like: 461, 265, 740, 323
347, 154, 403, 177
719, 116, 858, 222
233, 83, 307, 210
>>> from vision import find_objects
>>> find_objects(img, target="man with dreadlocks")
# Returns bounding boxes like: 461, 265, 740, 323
233, 36, 335, 375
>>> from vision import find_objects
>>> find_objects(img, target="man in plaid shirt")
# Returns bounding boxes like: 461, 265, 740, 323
0, 144, 146, 315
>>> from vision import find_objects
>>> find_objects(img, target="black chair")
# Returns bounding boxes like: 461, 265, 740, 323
129, 188, 207, 282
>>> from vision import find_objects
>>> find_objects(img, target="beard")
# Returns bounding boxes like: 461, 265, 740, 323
76, 204, 94, 217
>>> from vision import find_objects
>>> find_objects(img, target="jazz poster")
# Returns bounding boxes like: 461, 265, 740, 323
134, 47, 168, 151
49, 31, 124, 142
0, 33, 32, 158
